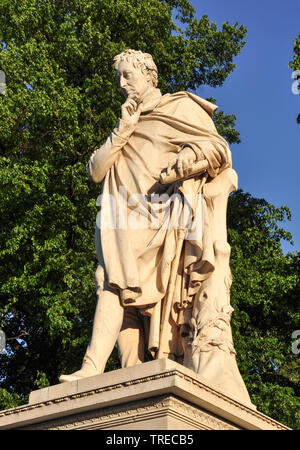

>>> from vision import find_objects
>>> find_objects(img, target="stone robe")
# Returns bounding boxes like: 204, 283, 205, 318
87, 89, 232, 357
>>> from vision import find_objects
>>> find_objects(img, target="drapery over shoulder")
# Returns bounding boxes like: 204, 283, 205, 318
87, 90, 232, 322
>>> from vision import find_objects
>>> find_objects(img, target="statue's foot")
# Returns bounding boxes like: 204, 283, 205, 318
59, 373, 84, 383
59, 367, 98, 383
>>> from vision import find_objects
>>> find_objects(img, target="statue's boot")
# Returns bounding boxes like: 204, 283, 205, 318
59, 284, 124, 383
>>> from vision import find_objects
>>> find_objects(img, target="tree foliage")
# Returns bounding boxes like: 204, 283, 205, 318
0, 0, 298, 429
228, 191, 300, 429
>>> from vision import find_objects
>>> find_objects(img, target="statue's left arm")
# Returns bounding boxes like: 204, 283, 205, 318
163, 95, 231, 183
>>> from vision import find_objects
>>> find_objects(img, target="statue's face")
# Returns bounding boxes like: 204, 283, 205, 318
115, 59, 151, 100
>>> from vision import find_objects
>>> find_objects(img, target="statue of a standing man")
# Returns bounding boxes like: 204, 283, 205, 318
59, 50, 252, 407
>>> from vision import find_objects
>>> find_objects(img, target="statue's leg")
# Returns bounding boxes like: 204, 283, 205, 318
59, 266, 124, 382
117, 307, 146, 368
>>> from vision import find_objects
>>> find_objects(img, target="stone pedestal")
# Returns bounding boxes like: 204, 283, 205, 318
0, 359, 289, 430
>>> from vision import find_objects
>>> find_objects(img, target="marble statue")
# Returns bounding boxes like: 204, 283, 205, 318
59, 50, 252, 406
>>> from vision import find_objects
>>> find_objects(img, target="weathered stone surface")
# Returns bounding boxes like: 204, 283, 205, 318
0, 360, 289, 430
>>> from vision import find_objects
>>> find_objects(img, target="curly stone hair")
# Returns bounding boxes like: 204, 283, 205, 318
113, 49, 158, 88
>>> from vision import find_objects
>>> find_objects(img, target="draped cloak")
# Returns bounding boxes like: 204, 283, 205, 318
87, 89, 232, 356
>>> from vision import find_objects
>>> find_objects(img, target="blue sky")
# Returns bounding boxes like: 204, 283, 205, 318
189, 0, 300, 254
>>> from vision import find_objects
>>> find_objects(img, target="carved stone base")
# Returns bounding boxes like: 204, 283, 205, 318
0, 359, 289, 430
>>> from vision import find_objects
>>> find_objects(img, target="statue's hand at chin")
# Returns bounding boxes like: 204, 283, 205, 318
121, 93, 142, 129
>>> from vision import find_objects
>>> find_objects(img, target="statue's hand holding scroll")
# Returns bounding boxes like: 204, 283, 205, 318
171, 147, 197, 178
160, 146, 208, 184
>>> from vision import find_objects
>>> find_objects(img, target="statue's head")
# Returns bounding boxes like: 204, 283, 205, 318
113, 49, 158, 99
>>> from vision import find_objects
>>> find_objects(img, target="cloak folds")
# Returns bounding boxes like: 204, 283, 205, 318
87, 90, 232, 356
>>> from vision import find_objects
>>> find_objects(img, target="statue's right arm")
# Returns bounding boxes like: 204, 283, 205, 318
86, 120, 133, 183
